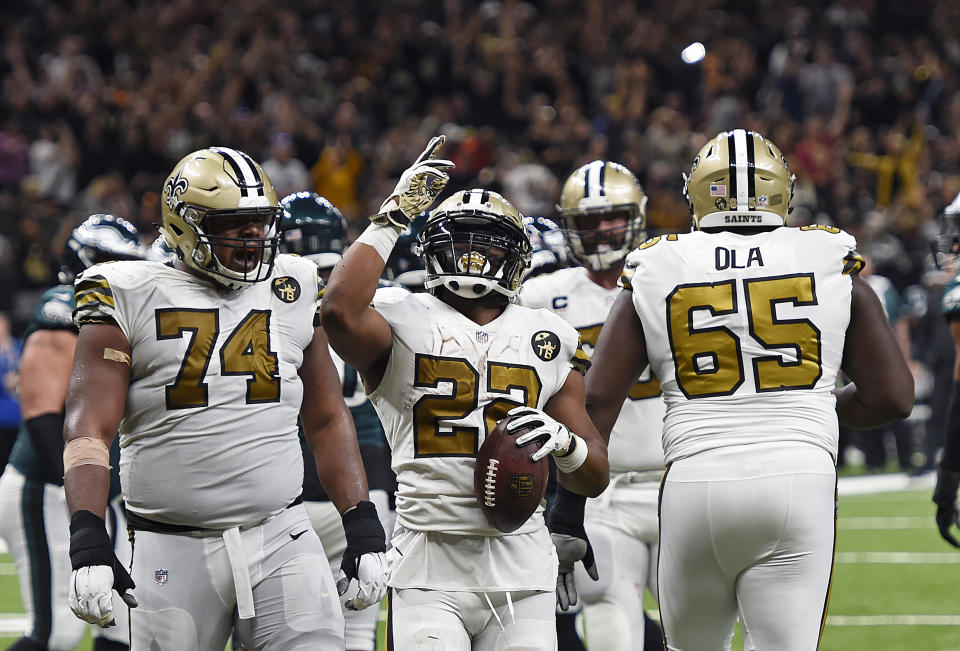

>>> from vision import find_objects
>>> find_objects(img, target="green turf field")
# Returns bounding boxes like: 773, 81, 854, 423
0, 478, 955, 650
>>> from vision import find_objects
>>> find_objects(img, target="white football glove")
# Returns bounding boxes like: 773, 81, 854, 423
69, 565, 120, 627
373, 135, 454, 231
508, 406, 575, 462
337, 551, 388, 611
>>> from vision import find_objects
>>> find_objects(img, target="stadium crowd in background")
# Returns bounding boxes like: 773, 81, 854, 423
0, 0, 957, 476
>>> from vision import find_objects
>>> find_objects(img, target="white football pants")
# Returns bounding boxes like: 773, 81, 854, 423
658, 443, 836, 651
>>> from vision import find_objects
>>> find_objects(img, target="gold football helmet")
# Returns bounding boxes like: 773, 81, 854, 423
417, 189, 531, 299
683, 129, 794, 229
557, 161, 647, 271
160, 147, 281, 290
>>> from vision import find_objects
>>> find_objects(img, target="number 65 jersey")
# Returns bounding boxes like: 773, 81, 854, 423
73, 255, 322, 529
626, 226, 864, 465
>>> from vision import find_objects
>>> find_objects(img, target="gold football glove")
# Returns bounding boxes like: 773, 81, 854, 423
373, 135, 454, 231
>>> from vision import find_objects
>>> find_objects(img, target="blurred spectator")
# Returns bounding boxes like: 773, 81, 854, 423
0, 312, 21, 473
262, 132, 310, 197
1, 1, 960, 474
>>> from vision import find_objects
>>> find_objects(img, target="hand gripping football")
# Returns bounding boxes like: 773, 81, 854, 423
474, 413, 549, 533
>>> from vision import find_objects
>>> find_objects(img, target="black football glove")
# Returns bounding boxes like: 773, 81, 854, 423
338, 501, 388, 610
933, 466, 960, 548
548, 485, 598, 611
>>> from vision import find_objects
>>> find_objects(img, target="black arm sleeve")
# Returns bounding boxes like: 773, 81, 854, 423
24, 412, 66, 484
941, 382, 960, 471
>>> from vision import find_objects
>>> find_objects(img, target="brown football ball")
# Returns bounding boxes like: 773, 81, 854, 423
474, 414, 548, 533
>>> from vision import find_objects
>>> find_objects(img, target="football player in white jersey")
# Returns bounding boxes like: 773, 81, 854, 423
61, 147, 388, 651
321, 136, 610, 651
584, 130, 914, 650
519, 160, 665, 651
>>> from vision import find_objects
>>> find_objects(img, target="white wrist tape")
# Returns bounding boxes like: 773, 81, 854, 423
355, 223, 401, 264
554, 433, 588, 473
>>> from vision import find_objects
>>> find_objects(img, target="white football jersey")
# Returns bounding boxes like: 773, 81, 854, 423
368, 289, 586, 536
625, 226, 863, 464
520, 266, 665, 473
74, 255, 321, 528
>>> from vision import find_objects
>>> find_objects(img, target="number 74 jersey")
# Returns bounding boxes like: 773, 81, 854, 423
625, 226, 864, 464
73, 255, 321, 529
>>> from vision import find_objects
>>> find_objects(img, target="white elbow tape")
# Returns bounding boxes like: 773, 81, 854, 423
554, 433, 588, 474
63, 437, 111, 473
355, 223, 401, 264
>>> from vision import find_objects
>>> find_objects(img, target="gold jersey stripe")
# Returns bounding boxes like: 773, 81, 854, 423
76, 276, 112, 293
571, 346, 592, 375
76, 314, 117, 326
317, 269, 326, 300
842, 252, 865, 276
76, 290, 116, 309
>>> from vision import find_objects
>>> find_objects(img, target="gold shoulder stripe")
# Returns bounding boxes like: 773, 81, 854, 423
619, 272, 633, 290
76, 291, 115, 309
76, 314, 117, 326
75, 275, 112, 293
571, 346, 592, 375
801, 224, 841, 234
842, 252, 865, 276
638, 236, 661, 250
316, 269, 326, 300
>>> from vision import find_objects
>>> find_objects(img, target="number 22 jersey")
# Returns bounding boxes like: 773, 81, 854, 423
369, 289, 586, 535
625, 226, 864, 464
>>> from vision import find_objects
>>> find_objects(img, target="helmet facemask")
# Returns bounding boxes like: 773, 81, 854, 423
161, 147, 282, 292
559, 202, 646, 271
165, 203, 282, 291
419, 213, 530, 299
557, 160, 648, 271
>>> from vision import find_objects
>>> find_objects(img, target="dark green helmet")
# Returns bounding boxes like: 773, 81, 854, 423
279, 192, 348, 268
59, 214, 145, 283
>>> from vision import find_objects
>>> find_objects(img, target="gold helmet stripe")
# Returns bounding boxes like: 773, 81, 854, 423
211, 146, 265, 198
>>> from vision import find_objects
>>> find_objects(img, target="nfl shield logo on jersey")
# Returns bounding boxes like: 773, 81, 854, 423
154, 568, 169, 585
476, 331, 488, 343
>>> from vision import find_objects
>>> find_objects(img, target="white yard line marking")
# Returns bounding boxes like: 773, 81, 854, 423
642, 611, 960, 627
837, 472, 935, 496
836, 551, 960, 564
0, 614, 28, 633
827, 615, 960, 626
838, 516, 931, 530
